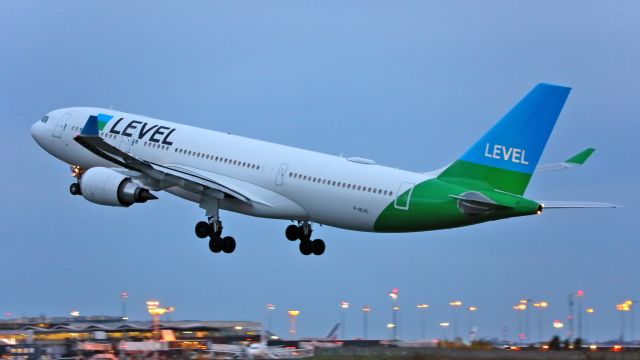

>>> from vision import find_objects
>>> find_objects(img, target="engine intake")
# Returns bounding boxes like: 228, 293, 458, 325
79, 167, 157, 207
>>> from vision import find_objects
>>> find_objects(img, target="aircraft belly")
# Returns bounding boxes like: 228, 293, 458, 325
165, 186, 308, 220
296, 190, 385, 232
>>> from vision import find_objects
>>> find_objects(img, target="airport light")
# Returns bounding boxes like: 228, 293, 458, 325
146, 300, 175, 340
553, 320, 564, 329
361, 305, 371, 340
287, 310, 300, 338
340, 301, 349, 339
70, 310, 80, 318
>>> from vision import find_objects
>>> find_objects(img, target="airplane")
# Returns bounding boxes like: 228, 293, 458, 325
30, 83, 618, 256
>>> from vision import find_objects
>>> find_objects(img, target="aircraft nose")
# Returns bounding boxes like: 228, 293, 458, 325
30, 121, 42, 140
31, 119, 48, 147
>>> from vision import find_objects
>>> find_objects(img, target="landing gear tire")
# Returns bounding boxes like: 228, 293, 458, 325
222, 236, 236, 253
299, 240, 313, 256
209, 236, 223, 253
69, 183, 81, 196
195, 221, 210, 239
285, 225, 300, 241
311, 239, 325, 256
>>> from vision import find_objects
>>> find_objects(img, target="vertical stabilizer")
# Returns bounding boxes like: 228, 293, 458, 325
438, 83, 571, 195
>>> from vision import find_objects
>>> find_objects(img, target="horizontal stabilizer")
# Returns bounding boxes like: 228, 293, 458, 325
541, 201, 621, 209
535, 148, 595, 173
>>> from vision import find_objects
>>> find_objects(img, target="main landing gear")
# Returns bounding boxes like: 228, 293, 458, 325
286, 222, 325, 256
195, 218, 236, 254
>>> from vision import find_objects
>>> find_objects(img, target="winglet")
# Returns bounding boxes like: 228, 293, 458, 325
566, 147, 595, 165
80, 115, 100, 136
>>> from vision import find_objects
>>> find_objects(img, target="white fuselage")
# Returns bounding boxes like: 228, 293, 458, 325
31, 107, 434, 231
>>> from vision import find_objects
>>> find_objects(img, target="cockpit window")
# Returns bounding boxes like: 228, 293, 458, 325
41, 115, 49, 123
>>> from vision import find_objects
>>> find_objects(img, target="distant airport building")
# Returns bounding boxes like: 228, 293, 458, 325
0, 315, 263, 355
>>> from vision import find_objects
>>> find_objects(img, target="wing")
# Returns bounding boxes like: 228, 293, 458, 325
535, 148, 595, 173
540, 201, 621, 209
75, 115, 262, 206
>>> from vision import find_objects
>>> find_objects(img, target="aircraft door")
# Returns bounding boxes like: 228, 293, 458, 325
394, 181, 415, 210
119, 136, 133, 153
52, 112, 71, 138
276, 163, 289, 186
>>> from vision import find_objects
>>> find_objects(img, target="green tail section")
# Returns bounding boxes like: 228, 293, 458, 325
438, 160, 532, 195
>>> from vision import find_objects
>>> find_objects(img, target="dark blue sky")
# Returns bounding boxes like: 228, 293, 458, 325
1, 1, 638, 342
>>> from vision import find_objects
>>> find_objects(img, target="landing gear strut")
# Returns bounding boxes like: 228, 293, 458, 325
195, 217, 236, 254
285, 222, 325, 256
196, 196, 237, 255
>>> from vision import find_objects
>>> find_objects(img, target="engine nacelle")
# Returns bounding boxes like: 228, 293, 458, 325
79, 167, 157, 207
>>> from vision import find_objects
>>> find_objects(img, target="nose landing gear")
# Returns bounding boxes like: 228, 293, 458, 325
69, 165, 84, 196
285, 222, 325, 256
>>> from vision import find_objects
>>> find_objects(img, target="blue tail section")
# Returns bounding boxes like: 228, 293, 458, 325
459, 83, 571, 174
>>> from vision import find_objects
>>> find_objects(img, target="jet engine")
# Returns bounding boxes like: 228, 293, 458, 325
79, 167, 157, 207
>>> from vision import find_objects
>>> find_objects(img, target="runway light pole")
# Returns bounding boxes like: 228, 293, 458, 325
585, 307, 594, 341
575, 290, 584, 340
361, 305, 371, 340
616, 302, 631, 342
266, 304, 276, 337
448, 300, 462, 339
533, 301, 549, 343
513, 303, 526, 342
120, 292, 129, 321
340, 301, 350, 339
287, 310, 300, 338
467, 306, 477, 341
439, 322, 450, 341
417, 304, 429, 340
389, 289, 399, 341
